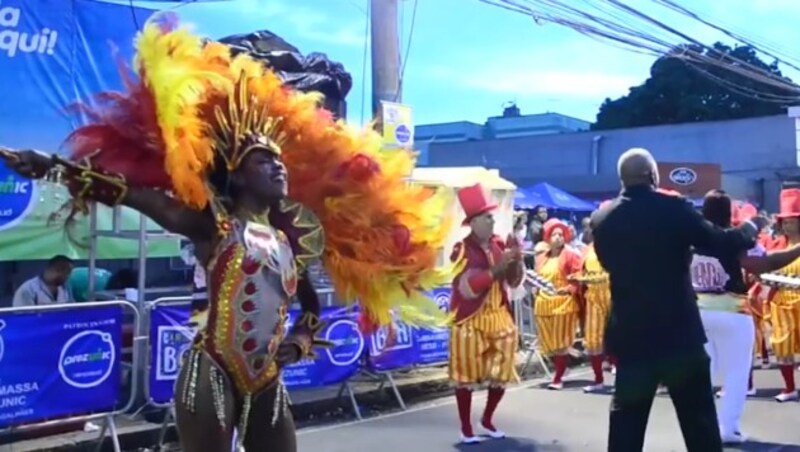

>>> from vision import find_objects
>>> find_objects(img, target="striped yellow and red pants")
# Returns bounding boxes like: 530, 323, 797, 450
448, 324, 518, 387
770, 301, 800, 361
582, 300, 609, 354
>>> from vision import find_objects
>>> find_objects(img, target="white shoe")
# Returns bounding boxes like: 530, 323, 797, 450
775, 391, 799, 402
460, 432, 483, 444
721, 432, 748, 444
582, 383, 605, 393
547, 382, 564, 390
746, 387, 757, 397
480, 424, 506, 439
83, 422, 101, 433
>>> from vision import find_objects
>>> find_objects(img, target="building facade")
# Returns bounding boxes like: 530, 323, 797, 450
419, 112, 799, 212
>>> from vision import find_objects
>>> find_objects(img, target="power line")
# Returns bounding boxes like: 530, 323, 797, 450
475, 0, 800, 103
398, 0, 418, 97
359, 0, 371, 124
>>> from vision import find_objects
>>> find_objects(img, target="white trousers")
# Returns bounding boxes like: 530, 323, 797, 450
700, 309, 754, 437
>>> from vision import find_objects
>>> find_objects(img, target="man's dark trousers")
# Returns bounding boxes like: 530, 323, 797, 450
608, 348, 722, 452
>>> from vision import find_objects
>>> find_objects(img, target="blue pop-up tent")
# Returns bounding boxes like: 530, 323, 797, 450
518, 183, 595, 212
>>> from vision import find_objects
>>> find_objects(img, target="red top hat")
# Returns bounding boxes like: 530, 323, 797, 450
457, 183, 497, 226
776, 189, 800, 219
731, 201, 757, 226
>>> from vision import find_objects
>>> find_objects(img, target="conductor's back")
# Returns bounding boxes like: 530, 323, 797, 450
590, 148, 759, 452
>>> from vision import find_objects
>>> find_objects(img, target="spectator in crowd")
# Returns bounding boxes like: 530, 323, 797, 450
13, 255, 74, 307
578, 216, 593, 245
528, 205, 548, 244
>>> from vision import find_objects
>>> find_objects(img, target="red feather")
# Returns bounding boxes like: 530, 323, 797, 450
61, 57, 171, 190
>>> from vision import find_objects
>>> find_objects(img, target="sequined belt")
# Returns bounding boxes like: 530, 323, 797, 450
180, 348, 289, 450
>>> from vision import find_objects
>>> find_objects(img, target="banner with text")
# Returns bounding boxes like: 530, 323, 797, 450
0, 0, 183, 261
0, 305, 123, 429
367, 288, 451, 371
147, 303, 196, 405
147, 304, 365, 403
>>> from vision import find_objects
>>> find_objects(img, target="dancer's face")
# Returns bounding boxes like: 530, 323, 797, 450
234, 148, 288, 201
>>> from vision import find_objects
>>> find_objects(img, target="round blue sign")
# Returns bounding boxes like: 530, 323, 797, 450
58, 330, 116, 389
394, 124, 411, 144
324, 317, 364, 367
0, 161, 35, 231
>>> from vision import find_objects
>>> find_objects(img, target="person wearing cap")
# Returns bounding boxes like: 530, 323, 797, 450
533, 218, 583, 390
762, 188, 800, 402
571, 200, 613, 393
691, 190, 800, 442
447, 183, 524, 444
591, 148, 766, 452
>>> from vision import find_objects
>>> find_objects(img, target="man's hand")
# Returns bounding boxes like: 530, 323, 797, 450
506, 233, 523, 262
749, 215, 769, 232
275, 340, 302, 366
2, 148, 53, 179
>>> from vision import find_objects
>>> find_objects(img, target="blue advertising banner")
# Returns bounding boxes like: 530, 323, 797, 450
0, 0, 153, 228
366, 287, 451, 371
0, 305, 123, 428
148, 303, 195, 405
0, 0, 155, 153
147, 304, 365, 399
282, 306, 364, 389
411, 287, 451, 366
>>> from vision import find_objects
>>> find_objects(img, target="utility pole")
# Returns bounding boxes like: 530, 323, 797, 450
370, 0, 401, 120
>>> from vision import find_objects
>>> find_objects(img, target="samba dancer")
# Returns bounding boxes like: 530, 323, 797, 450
2, 16, 453, 452
534, 219, 582, 390
448, 184, 523, 445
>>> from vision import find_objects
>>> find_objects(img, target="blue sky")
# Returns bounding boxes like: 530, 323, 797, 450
120, 0, 800, 126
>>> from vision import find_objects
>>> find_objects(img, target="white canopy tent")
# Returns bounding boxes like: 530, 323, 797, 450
410, 166, 517, 265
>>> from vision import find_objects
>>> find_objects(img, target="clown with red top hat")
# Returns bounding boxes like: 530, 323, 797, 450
448, 183, 524, 444
761, 188, 800, 402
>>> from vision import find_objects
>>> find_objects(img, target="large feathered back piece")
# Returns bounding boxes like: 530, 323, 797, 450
64, 14, 456, 329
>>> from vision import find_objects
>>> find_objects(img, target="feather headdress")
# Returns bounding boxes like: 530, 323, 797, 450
64, 14, 455, 329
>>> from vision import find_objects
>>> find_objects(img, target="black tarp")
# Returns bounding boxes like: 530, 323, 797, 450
218, 30, 353, 119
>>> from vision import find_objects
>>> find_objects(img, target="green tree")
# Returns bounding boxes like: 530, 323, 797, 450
592, 42, 792, 130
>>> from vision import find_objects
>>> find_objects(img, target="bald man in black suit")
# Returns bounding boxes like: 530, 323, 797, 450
590, 148, 766, 452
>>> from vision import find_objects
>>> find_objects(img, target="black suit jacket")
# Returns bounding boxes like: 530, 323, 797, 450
591, 186, 758, 364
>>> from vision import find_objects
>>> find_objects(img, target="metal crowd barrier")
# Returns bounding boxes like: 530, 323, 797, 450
1, 288, 551, 451
143, 297, 374, 450
0, 300, 140, 452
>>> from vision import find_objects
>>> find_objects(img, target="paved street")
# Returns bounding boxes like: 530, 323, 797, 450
297, 367, 800, 451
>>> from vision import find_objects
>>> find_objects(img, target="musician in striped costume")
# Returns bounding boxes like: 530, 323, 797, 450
573, 201, 612, 393
448, 183, 524, 445
764, 188, 800, 402
534, 219, 583, 390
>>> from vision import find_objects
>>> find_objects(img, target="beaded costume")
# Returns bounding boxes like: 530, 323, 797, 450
16, 14, 456, 451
